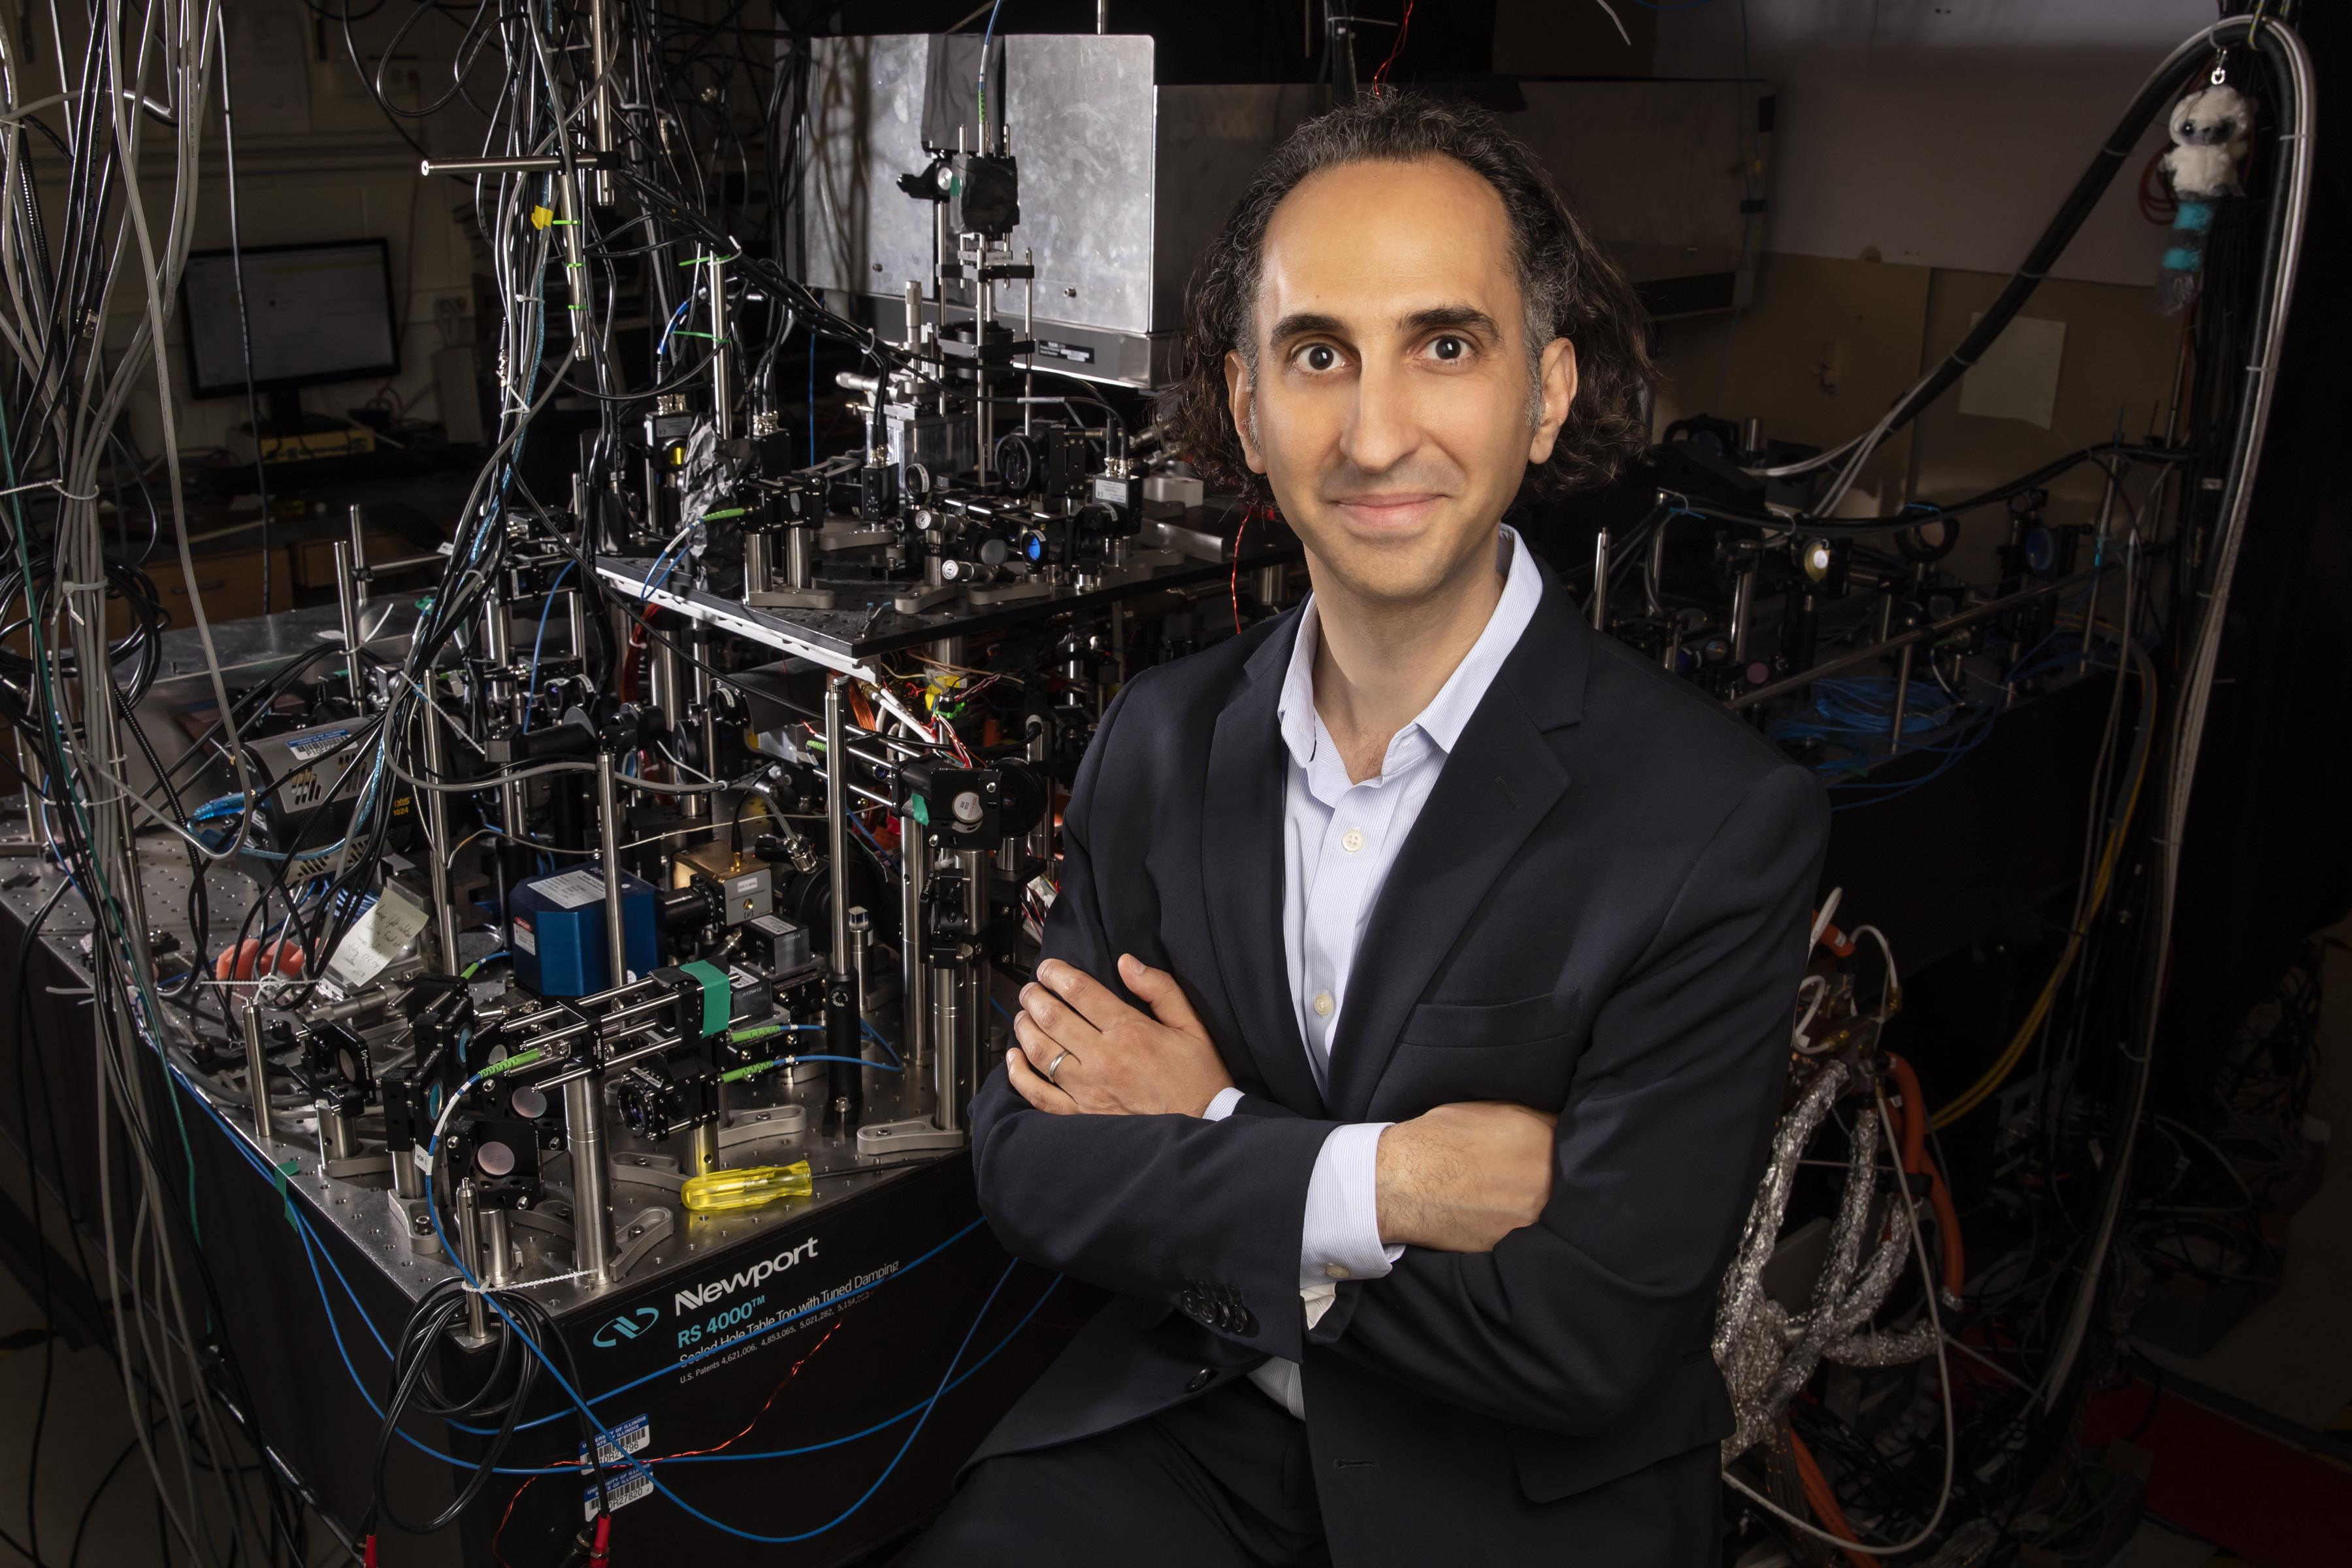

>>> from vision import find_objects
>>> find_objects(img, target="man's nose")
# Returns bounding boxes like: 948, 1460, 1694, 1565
1339, 355, 1418, 478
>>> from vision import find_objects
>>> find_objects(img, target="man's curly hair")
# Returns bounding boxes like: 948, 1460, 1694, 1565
1162, 94, 1655, 508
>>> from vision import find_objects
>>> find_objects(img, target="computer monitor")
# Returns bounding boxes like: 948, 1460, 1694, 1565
180, 239, 400, 428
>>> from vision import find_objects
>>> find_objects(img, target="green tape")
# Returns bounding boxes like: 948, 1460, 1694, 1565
272, 1158, 302, 1231
679, 960, 732, 1037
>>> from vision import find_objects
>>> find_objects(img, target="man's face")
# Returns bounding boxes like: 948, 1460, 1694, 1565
1225, 155, 1577, 608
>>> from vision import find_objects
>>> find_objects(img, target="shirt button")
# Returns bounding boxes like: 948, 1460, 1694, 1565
1313, 992, 1333, 1017
1341, 828, 1365, 854
1324, 1263, 1350, 1281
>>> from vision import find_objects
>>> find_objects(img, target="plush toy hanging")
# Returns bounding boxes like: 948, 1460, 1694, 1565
2157, 77, 2253, 316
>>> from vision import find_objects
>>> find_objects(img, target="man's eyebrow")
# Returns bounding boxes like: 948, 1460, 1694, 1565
1266, 311, 1348, 347
1399, 304, 1501, 338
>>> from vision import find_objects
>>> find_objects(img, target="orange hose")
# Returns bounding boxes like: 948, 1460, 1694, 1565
1788, 1429, 1880, 1568
1886, 1054, 1965, 1297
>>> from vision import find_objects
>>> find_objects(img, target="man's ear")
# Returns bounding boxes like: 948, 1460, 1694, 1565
1527, 338, 1579, 465
1224, 349, 1267, 474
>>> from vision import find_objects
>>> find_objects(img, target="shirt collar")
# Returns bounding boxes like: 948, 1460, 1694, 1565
1275, 524, 1543, 770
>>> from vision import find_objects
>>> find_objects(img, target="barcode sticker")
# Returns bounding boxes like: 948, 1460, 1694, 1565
580, 1414, 650, 1469
584, 1469, 653, 1520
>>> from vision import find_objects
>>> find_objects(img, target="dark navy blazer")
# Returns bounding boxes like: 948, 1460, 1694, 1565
964, 561, 1829, 1564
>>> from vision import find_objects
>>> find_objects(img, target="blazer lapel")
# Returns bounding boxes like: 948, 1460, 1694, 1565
1200, 610, 1328, 1118
1324, 580, 1592, 1122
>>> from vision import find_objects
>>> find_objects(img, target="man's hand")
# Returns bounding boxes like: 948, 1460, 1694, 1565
1376, 1102, 1560, 1252
1007, 955, 1237, 1118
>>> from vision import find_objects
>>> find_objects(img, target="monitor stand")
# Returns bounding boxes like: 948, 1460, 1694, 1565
231, 389, 375, 466
259, 387, 337, 437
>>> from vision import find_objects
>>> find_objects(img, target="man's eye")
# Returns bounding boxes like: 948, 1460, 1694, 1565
1298, 344, 1339, 372
1429, 335, 1467, 362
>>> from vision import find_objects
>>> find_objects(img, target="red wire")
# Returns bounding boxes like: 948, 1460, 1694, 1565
489, 1325, 840, 1565
1371, 1, 1414, 97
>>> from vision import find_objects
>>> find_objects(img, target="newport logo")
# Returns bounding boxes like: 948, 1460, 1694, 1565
674, 1237, 819, 1314
593, 1307, 659, 1348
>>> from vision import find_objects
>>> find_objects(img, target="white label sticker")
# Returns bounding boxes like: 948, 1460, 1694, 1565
511, 917, 537, 955
284, 727, 355, 762
534, 868, 610, 909
323, 885, 429, 992
585, 1469, 653, 1520
580, 1414, 650, 1469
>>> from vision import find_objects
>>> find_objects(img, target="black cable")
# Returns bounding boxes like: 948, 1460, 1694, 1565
216, 34, 275, 623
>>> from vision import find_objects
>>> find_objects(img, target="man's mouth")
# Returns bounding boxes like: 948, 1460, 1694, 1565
1326, 492, 1445, 531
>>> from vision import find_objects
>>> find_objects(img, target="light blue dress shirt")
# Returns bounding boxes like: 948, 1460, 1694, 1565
1201, 525, 1545, 1418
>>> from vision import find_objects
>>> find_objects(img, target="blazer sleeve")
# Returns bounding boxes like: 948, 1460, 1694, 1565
1308, 763, 1829, 1433
968, 679, 1343, 1362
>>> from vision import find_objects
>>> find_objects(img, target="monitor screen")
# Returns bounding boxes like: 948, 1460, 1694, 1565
180, 240, 400, 399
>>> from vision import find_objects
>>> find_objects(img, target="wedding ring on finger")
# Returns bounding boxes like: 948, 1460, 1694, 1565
1046, 1049, 1073, 1085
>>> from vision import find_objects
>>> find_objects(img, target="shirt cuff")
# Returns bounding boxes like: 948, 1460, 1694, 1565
1298, 1122, 1403, 1291
1202, 1086, 1243, 1121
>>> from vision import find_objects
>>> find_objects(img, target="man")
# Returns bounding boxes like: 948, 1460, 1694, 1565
913, 97, 1828, 1565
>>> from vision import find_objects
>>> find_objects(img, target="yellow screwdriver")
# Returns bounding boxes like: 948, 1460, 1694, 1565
679, 1160, 814, 1214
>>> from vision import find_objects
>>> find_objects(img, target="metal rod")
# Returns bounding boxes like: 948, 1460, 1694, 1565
588, 0, 614, 206
455, 1180, 489, 1336
419, 687, 463, 973
932, 966, 962, 1134
823, 677, 862, 1129
708, 253, 734, 441
420, 154, 576, 176
566, 587, 589, 664
333, 541, 364, 710
555, 167, 587, 316
687, 625, 715, 823
1590, 528, 1610, 629
482, 596, 524, 834
1729, 564, 1754, 666
956, 846, 988, 1128
847, 905, 872, 1017
391, 1128, 424, 1199
482, 1207, 514, 1288
690, 1122, 719, 1179
742, 529, 772, 597
935, 202, 950, 417
595, 750, 630, 988
977, 269, 994, 480
347, 504, 369, 610
1729, 566, 2097, 712
365, 552, 447, 576
1024, 721, 1053, 866
900, 813, 929, 1074
12, 730, 33, 843
563, 1076, 615, 1284
825, 680, 855, 969
783, 524, 815, 591
241, 1002, 272, 1143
